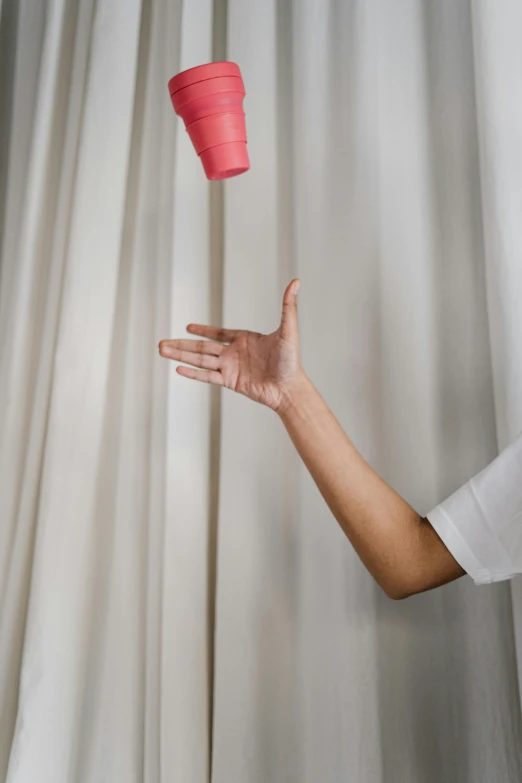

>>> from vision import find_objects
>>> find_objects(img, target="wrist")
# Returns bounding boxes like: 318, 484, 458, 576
276, 371, 313, 419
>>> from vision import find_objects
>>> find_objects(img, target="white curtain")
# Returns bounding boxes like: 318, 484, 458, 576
1, 1, 521, 781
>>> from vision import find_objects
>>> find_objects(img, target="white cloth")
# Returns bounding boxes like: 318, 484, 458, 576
428, 433, 522, 585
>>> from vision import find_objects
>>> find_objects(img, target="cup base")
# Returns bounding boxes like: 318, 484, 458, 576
200, 141, 250, 181
208, 166, 249, 181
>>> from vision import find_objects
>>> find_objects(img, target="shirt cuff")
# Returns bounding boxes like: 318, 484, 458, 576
426, 505, 494, 585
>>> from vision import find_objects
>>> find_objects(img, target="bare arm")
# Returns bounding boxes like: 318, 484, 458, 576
159, 279, 464, 599
277, 373, 464, 598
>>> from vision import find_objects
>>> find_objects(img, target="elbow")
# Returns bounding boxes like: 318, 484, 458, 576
383, 586, 415, 601
380, 579, 422, 601
381, 585, 411, 601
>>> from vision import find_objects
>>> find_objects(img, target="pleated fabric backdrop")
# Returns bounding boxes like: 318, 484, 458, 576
0, 1, 521, 782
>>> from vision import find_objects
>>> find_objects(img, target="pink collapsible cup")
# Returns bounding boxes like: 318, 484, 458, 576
168, 61, 250, 180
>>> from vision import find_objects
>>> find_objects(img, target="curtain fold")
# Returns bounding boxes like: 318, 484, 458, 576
0, 1, 521, 781
470, 0, 522, 709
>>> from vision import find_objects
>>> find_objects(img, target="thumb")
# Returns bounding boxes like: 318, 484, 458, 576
280, 278, 300, 341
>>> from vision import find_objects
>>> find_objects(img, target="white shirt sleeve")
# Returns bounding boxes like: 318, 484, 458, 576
426, 431, 522, 585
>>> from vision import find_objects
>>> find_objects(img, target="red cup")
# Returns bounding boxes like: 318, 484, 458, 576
171, 77, 245, 113
168, 61, 249, 181
200, 143, 249, 180
177, 92, 245, 126
187, 113, 247, 155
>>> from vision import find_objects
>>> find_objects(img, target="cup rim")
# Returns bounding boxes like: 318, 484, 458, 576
168, 61, 241, 96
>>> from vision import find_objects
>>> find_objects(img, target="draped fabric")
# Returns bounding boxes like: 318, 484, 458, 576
471, 0, 522, 686
0, 1, 521, 781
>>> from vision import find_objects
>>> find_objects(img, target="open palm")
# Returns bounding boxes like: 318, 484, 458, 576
159, 279, 302, 412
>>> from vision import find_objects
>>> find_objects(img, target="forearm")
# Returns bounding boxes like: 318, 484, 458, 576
278, 373, 464, 598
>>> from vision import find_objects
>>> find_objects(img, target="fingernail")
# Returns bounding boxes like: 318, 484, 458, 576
160, 346, 174, 357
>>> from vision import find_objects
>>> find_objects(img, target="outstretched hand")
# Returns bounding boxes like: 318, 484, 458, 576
159, 279, 303, 413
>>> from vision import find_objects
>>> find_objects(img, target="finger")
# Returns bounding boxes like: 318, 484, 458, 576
159, 339, 224, 357
186, 324, 240, 343
160, 346, 221, 371
176, 365, 224, 386
280, 279, 300, 341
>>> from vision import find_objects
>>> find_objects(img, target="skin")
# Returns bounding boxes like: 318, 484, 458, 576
159, 280, 465, 599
